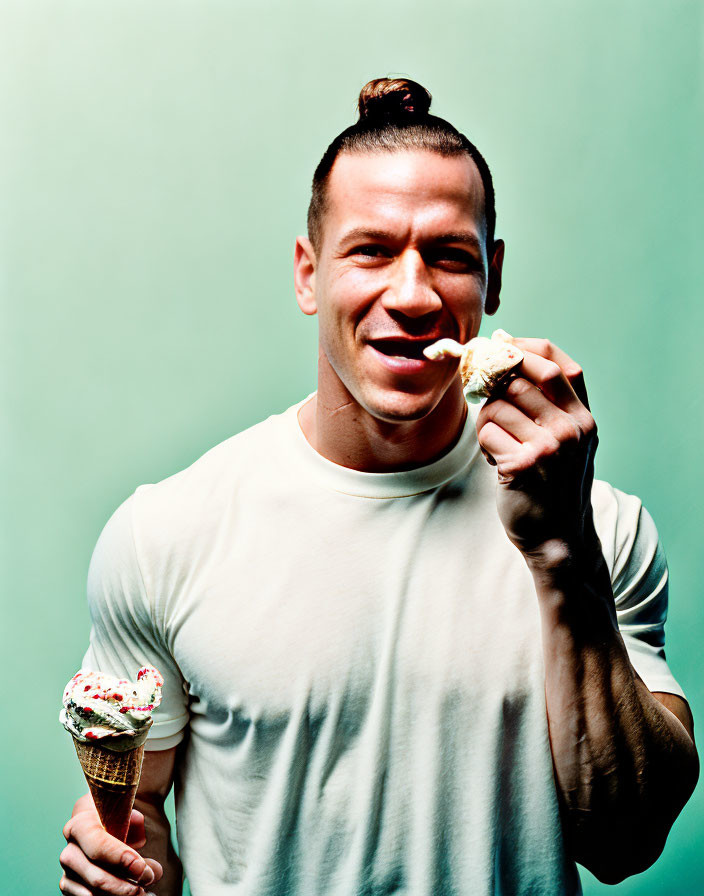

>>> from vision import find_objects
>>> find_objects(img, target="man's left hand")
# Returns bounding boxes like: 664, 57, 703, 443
476, 338, 598, 558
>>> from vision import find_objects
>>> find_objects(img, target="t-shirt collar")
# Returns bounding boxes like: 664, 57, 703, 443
284, 394, 480, 499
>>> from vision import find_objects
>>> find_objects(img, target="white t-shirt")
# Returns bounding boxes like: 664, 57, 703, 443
83, 397, 684, 896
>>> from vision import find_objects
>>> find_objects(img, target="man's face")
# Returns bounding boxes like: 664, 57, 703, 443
296, 149, 503, 423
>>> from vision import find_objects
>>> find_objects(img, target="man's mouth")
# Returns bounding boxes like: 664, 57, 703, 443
367, 338, 441, 360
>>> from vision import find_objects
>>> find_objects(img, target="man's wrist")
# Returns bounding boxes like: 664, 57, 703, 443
522, 531, 619, 631
519, 508, 603, 572
522, 533, 602, 575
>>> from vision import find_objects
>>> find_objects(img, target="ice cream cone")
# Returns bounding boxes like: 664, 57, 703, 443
72, 737, 145, 842
61, 666, 163, 841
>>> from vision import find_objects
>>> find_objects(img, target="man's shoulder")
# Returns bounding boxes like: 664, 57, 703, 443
109, 398, 307, 548
146, 399, 302, 498
591, 478, 645, 531
591, 478, 663, 584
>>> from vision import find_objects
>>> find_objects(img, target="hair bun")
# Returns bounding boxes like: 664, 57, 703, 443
358, 77, 432, 124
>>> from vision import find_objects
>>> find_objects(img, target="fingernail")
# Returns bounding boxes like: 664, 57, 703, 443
124, 853, 145, 877
138, 867, 155, 886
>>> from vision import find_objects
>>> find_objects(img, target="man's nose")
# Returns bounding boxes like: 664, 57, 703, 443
381, 250, 442, 317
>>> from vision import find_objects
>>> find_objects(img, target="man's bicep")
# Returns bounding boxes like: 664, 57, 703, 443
138, 747, 178, 803
85, 490, 190, 739
652, 692, 696, 744
596, 485, 686, 699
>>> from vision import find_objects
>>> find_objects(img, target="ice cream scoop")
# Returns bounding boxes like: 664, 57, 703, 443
61, 666, 163, 749
423, 329, 524, 402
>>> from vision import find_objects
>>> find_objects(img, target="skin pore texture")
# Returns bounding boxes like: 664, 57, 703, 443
294, 149, 504, 472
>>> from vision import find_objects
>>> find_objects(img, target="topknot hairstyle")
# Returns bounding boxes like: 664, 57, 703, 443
307, 77, 496, 255
357, 77, 432, 122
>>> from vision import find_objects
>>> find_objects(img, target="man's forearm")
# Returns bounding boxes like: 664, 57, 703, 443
136, 796, 183, 896
526, 536, 699, 884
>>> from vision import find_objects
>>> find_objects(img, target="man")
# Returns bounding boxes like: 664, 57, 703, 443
59, 78, 698, 896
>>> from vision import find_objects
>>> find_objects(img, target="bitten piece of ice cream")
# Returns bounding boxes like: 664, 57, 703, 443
423, 329, 524, 402
423, 338, 465, 360
60, 666, 164, 750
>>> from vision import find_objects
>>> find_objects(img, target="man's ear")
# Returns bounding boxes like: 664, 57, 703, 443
294, 236, 317, 315
484, 239, 504, 316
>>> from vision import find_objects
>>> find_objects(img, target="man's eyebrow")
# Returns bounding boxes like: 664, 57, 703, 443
431, 231, 484, 252
336, 228, 483, 252
336, 228, 396, 249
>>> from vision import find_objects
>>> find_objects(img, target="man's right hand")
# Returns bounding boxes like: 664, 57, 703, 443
60, 794, 163, 896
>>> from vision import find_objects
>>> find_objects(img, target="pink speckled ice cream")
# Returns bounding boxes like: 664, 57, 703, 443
60, 667, 163, 750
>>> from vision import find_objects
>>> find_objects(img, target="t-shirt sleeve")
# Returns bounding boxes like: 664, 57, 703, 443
592, 481, 685, 700
82, 488, 190, 750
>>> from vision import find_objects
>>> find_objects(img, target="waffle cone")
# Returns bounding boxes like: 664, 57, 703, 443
73, 738, 145, 842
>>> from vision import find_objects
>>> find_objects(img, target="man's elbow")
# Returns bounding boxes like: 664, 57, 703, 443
576, 758, 699, 883
582, 838, 665, 885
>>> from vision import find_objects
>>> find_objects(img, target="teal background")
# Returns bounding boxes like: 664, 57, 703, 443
1, 1, 702, 893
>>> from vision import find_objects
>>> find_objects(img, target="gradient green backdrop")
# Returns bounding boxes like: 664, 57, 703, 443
2, 1, 702, 893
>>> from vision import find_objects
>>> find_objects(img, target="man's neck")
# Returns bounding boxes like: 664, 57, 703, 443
297, 382, 468, 474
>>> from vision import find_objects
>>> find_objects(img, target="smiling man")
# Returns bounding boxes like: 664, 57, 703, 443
295, 148, 499, 469
60, 78, 697, 896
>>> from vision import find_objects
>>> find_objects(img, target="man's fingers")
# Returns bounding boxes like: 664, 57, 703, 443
495, 378, 586, 442
126, 832, 147, 851
509, 349, 587, 416
144, 859, 163, 882
62, 811, 160, 895
478, 397, 546, 446
477, 420, 521, 465
60, 843, 149, 896
65, 813, 149, 879
512, 338, 590, 410
480, 446, 497, 466
125, 810, 147, 850
59, 870, 93, 896
512, 337, 581, 377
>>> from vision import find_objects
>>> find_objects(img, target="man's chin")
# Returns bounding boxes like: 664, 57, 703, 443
359, 388, 444, 425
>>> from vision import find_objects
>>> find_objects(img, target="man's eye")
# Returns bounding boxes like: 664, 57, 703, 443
354, 245, 389, 258
427, 249, 477, 270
